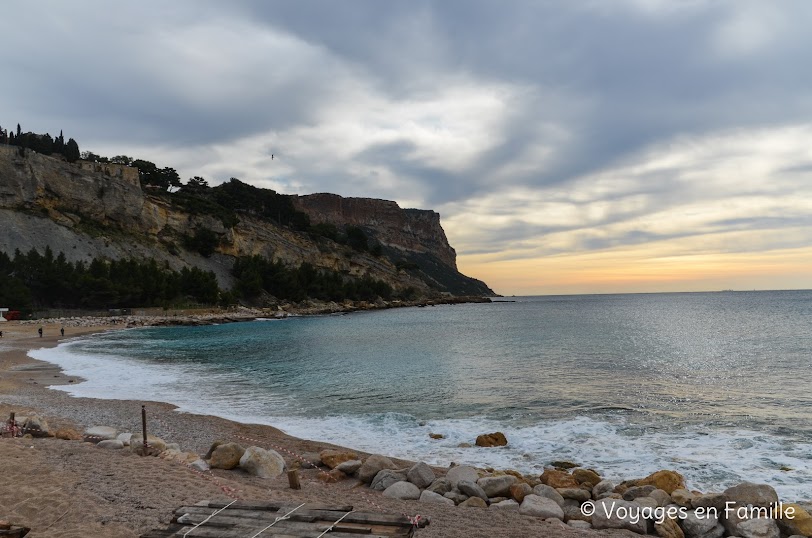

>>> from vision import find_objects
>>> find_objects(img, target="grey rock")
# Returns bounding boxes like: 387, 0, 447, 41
239, 446, 285, 479
477, 475, 517, 498
568, 520, 593, 529
558, 487, 591, 502
593, 480, 616, 499
681, 509, 719, 538
383, 481, 421, 500
736, 518, 780, 538
724, 483, 779, 508
97, 439, 124, 450
371, 470, 407, 491
189, 459, 210, 472
650, 488, 672, 507
562, 498, 591, 522
407, 462, 435, 489
591, 499, 648, 534
427, 477, 452, 495
358, 454, 397, 484
672, 489, 695, 507
460, 497, 488, 508
519, 494, 565, 519
335, 459, 362, 475
84, 426, 118, 443
446, 465, 479, 488
692, 493, 727, 511
532, 484, 565, 508
635, 496, 659, 510
624, 485, 657, 501
116, 432, 132, 446
490, 499, 519, 510
419, 490, 455, 505
444, 489, 469, 505
458, 480, 489, 501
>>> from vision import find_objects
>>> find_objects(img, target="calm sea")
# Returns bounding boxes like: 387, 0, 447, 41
31, 291, 812, 500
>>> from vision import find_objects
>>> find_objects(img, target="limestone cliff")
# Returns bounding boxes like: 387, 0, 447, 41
0, 145, 494, 297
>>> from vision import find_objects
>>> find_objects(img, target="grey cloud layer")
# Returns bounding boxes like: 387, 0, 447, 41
4, 0, 812, 259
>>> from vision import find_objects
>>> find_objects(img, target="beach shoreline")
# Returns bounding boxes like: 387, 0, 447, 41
0, 320, 597, 538
2, 319, 809, 538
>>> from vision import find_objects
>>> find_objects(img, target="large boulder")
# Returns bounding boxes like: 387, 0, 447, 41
407, 462, 435, 489
638, 470, 686, 494
593, 480, 616, 499
519, 495, 565, 520
358, 455, 397, 484
458, 480, 489, 502
655, 516, 686, 538
475, 432, 508, 447
490, 499, 520, 510
572, 468, 602, 486
477, 475, 517, 498
591, 499, 647, 534
21, 416, 49, 437
778, 503, 812, 537
723, 482, 779, 508
427, 477, 452, 495
510, 482, 533, 503
335, 460, 362, 475
383, 481, 421, 500
419, 490, 455, 505
319, 449, 357, 469
84, 426, 118, 443
558, 488, 591, 502
130, 434, 167, 456
681, 509, 720, 538
460, 497, 488, 508
540, 469, 579, 489
533, 484, 566, 508
446, 465, 480, 488
736, 518, 780, 538
209, 442, 246, 469
371, 470, 407, 491
239, 446, 285, 478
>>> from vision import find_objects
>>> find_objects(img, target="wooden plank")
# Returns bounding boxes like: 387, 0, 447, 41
203, 501, 355, 512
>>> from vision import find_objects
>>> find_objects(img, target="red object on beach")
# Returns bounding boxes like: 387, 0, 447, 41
3, 311, 20, 321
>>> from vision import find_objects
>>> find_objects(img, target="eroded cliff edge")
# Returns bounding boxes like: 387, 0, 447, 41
0, 146, 494, 297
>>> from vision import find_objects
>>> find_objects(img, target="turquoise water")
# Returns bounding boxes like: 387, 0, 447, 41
32, 291, 812, 499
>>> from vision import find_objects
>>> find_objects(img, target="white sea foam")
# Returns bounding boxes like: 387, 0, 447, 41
28, 340, 812, 501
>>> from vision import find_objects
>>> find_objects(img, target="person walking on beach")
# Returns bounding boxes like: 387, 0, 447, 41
38, 327, 43, 337
60, 327, 64, 337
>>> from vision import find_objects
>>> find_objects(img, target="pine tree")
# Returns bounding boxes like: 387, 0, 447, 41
64, 138, 80, 163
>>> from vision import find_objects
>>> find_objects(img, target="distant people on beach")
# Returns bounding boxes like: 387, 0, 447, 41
38, 327, 43, 337
60, 327, 65, 337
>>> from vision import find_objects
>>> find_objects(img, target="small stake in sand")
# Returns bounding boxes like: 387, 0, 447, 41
141, 405, 148, 456
287, 469, 301, 490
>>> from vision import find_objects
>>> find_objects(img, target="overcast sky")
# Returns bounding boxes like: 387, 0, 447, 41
4, 0, 812, 294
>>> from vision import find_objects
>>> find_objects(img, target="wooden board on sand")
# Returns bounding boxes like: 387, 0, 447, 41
141, 500, 428, 537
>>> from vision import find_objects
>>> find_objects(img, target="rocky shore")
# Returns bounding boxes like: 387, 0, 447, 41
17, 296, 492, 328
8, 412, 812, 538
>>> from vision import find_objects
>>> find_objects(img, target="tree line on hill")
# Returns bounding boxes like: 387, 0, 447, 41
0, 122, 80, 162
2, 120, 385, 257
0, 248, 406, 313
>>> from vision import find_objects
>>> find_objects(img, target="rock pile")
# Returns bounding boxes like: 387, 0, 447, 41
331, 454, 812, 537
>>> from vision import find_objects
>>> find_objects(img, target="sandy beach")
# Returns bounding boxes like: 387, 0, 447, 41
0, 321, 614, 538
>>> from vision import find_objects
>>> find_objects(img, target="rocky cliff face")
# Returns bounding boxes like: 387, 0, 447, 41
0, 146, 494, 297
291, 193, 458, 268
